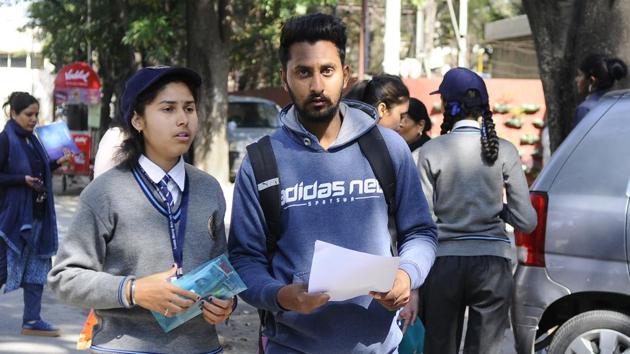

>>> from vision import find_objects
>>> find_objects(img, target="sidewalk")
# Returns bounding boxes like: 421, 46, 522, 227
0, 178, 88, 354
0, 286, 87, 354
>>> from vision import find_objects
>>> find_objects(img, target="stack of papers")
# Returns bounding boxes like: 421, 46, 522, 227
308, 240, 400, 301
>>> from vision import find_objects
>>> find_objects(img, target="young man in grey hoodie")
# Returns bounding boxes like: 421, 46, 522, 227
228, 13, 437, 354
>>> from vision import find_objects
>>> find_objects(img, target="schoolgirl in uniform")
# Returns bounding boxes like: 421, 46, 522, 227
48, 67, 234, 354
418, 68, 537, 354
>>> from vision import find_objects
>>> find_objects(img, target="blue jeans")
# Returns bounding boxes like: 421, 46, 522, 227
0, 240, 43, 322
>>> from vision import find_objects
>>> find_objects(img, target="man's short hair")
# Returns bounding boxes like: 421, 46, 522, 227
279, 13, 347, 69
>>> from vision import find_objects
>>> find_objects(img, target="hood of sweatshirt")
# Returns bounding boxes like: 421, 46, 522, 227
278, 99, 379, 151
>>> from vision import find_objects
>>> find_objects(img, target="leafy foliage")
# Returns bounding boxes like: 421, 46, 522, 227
230, 0, 337, 90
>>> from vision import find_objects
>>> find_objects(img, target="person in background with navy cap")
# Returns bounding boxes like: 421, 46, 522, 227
417, 67, 537, 354
48, 66, 234, 354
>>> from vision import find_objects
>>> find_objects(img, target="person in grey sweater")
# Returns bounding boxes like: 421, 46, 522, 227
48, 67, 234, 354
417, 67, 537, 354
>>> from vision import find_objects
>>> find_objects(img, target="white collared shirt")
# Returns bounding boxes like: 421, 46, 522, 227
452, 119, 481, 131
138, 155, 185, 205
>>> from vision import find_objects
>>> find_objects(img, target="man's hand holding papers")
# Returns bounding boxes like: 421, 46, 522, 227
277, 283, 330, 314
369, 269, 411, 311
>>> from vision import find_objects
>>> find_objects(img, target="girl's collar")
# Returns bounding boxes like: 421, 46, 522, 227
452, 119, 480, 130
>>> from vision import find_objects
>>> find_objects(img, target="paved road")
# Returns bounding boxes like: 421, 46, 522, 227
0, 176, 518, 353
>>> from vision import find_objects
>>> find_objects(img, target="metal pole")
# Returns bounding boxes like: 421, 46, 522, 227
358, 0, 367, 80
446, 0, 460, 40
416, 5, 423, 60
383, 0, 401, 74
458, 0, 468, 67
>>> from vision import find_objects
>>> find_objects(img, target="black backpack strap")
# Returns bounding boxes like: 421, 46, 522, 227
246, 135, 282, 263
246, 135, 281, 346
358, 126, 399, 256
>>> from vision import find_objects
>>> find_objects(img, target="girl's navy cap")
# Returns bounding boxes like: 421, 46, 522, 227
121, 66, 202, 127
430, 67, 489, 106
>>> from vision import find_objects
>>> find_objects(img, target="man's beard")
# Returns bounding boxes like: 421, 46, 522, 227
288, 88, 341, 124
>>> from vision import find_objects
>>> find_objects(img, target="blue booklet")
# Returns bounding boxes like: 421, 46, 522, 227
34, 122, 80, 161
152, 254, 247, 332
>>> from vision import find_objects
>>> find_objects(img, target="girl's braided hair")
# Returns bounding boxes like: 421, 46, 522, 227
440, 89, 499, 164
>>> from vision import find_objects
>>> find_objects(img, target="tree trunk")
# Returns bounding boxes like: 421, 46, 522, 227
423, 0, 437, 77
185, 0, 230, 183
95, 0, 136, 137
523, 0, 630, 151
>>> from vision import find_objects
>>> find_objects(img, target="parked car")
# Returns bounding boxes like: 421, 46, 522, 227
512, 90, 630, 354
228, 95, 281, 182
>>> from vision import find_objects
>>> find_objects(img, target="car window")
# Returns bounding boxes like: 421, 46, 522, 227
553, 99, 630, 196
228, 102, 278, 128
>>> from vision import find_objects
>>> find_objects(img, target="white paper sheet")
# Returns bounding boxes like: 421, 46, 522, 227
307, 240, 400, 301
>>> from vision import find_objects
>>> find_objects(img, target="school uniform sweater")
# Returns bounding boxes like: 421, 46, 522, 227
417, 120, 537, 259
48, 164, 226, 354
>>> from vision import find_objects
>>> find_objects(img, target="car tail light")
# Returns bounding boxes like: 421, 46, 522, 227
515, 191, 548, 267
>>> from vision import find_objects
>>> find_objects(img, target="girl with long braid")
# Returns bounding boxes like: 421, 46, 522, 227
417, 68, 536, 354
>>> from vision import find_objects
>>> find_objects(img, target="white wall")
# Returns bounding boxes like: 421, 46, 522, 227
0, 67, 55, 123
0, 2, 55, 128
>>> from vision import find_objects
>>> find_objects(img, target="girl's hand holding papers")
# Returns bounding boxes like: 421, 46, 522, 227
133, 264, 200, 317
200, 297, 234, 325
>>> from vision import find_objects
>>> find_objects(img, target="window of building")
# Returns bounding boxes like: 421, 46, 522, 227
11, 55, 27, 68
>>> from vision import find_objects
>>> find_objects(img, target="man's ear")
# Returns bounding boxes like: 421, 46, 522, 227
377, 102, 388, 118
131, 112, 144, 133
281, 69, 289, 92
342, 65, 351, 89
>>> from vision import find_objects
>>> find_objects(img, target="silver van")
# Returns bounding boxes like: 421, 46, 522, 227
512, 90, 630, 353
228, 96, 281, 182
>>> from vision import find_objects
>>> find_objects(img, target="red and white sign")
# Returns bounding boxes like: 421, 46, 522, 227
70, 133, 92, 174
54, 62, 101, 90
54, 62, 101, 105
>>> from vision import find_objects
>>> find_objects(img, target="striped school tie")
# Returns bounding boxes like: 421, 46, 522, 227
157, 174, 175, 210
